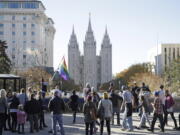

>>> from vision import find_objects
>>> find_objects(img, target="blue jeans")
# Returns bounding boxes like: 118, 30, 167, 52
122, 104, 133, 130
52, 114, 65, 135
139, 112, 151, 127
122, 113, 133, 130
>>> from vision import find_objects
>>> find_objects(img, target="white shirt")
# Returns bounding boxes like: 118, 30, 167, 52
122, 90, 133, 103
159, 89, 165, 105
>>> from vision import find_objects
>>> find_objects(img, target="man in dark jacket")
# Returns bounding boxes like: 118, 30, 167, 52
24, 93, 41, 133
38, 91, 48, 130
48, 90, 65, 135
131, 82, 140, 112
9, 92, 20, 132
69, 90, 79, 124
110, 90, 123, 125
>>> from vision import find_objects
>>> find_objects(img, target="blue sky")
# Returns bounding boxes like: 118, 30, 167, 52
42, 0, 180, 74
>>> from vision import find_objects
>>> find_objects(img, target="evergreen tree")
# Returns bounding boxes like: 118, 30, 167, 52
0, 40, 11, 73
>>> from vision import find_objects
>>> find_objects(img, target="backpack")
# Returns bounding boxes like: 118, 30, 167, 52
97, 101, 105, 119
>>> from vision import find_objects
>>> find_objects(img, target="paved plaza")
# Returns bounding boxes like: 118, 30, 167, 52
3, 113, 180, 135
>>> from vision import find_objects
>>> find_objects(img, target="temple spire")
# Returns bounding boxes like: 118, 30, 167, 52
72, 25, 75, 35
102, 26, 111, 46
88, 13, 92, 32
84, 14, 96, 46
105, 25, 108, 35
69, 26, 78, 47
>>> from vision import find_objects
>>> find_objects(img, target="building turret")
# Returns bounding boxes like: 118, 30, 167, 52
100, 27, 112, 84
83, 15, 97, 88
68, 26, 81, 84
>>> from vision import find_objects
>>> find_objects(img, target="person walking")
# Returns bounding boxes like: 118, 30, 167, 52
121, 86, 133, 131
147, 91, 164, 133
136, 95, 151, 129
109, 90, 123, 125
17, 105, 26, 134
131, 82, 140, 112
69, 90, 79, 124
83, 95, 97, 135
48, 90, 66, 135
0, 89, 8, 135
138, 86, 151, 128
159, 85, 165, 113
163, 90, 177, 129
24, 93, 41, 133
9, 92, 20, 132
98, 92, 113, 135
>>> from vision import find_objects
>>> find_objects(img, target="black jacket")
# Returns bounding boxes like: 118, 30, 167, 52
110, 93, 123, 108
48, 96, 65, 114
69, 95, 79, 111
24, 98, 41, 114
9, 96, 20, 109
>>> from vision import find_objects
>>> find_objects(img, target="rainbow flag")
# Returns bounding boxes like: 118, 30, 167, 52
58, 57, 70, 80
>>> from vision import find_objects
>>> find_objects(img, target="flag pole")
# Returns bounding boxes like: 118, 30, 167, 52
51, 56, 65, 81
60, 56, 65, 91
60, 77, 63, 91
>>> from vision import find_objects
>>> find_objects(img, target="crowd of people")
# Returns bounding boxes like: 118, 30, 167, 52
81, 82, 180, 135
0, 87, 48, 135
0, 82, 180, 135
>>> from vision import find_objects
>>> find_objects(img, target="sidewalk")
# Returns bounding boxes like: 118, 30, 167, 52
3, 113, 180, 135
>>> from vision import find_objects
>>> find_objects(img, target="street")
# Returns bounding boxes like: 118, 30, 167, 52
3, 113, 180, 135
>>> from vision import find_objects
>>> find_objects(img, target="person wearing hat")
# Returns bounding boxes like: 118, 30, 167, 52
98, 92, 113, 135
147, 91, 164, 133
121, 86, 133, 131
83, 95, 97, 135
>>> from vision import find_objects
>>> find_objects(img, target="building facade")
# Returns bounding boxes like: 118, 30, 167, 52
161, 43, 180, 70
148, 43, 180, 75
0, 0, 55, 70
68, 18, 112, 89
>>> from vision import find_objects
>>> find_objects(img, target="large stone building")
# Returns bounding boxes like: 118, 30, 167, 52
148, 43, 180, 75
68, 18, 112, 89
0, 0, 55, 70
